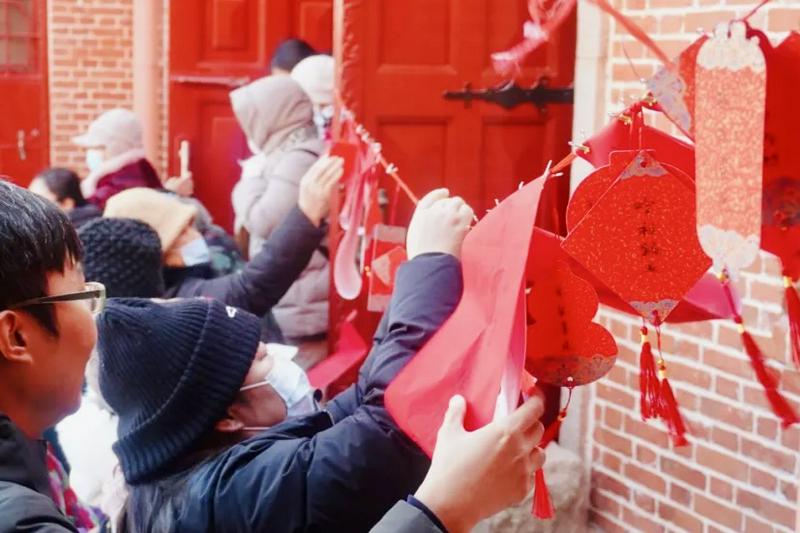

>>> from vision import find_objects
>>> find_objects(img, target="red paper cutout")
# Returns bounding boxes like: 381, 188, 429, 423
564, 150, 711, 324
526, 261, 617, 387
367, 224, 407, 313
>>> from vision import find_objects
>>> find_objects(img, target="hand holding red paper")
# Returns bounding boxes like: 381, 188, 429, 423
298, 155, 345, 227
406, 188, 474, 260
414, 394, 546, 533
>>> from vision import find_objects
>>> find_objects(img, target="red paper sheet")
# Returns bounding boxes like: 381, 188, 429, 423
386, 177, 547, 456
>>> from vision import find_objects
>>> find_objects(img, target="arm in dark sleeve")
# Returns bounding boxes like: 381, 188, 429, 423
218, 254, 463, 532
369, 499, 447, 533
175, 206, 325, 316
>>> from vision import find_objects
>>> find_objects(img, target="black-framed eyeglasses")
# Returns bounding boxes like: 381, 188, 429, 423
8, 282, 107, 316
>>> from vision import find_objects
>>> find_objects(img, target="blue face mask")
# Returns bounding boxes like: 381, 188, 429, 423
180, 238, 211, 267
86, 149, 104, 172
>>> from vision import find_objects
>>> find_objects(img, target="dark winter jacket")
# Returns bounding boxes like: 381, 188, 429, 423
161, 206, 324, 333
89, 158, 162, 210
124, 253, 463, 533
0, 413, 77, 532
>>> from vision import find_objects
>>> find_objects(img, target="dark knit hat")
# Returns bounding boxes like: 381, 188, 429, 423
97, 298, 261, 484
78, 217, 165, 298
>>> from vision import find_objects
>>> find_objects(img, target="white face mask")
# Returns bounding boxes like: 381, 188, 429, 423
86, 148, 104, 172
247, 140, 261, 156
239, 354, 317, 430
313, 105, 334, 138
180, 237, 211, 267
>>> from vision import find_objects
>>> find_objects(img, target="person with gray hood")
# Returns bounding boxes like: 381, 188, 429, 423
230, 75, 329, 367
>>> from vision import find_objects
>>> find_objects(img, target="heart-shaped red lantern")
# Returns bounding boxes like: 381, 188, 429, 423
526, 260, 617, 387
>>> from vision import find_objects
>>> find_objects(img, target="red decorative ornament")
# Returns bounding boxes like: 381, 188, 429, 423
646, 35, 707, 139
695, 21, 766, 277
331, 136, 379, 300
491, 0, 576, 76
759, 31, 800, 370
565, 150, 711, 326
526, 260, 617, 388
564, 149, 711, 445
366, 224, 407, 313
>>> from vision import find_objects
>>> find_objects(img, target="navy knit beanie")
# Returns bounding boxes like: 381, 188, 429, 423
97, 298, 261, 484
78, 217, 165, 298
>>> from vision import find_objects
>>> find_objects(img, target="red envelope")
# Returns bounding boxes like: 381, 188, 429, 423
386, 177, 547, 456
564, 150, 711, 325
329, 142, 360, 185
526, 260, 617, 387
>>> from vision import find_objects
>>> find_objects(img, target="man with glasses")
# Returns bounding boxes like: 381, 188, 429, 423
0, 179, 106, 531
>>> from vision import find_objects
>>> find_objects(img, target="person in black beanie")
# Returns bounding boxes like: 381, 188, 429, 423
78, 218, 165, 298
96, 189, 474, 533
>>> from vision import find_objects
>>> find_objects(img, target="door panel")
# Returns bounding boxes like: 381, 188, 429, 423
294, 1, 333, 52
169, 0, 332, 231
0, 0, 48, 187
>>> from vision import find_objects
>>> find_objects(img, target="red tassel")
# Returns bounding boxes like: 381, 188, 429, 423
639, 326, 659, 420
784, 277, 800, 371
532, 467, 554, 519
540, 415, 562, 449
657, 375, 688, 446
530, 389, 573, 519
719, 271, 799, 428
738, 324, 800, 428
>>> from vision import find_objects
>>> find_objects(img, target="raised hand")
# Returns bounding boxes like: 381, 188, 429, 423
413, 393, 546, 533
298, 155, 345, 227
164, 173, 195, 198
406, 188, 474, 260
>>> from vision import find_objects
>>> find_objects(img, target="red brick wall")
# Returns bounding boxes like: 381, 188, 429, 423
47, 0, 169, 179
587, 2, 800, 532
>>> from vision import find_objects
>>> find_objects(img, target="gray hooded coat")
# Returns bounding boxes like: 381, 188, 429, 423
230, 76, 328, 340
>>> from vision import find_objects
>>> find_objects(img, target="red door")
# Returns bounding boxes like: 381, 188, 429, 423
169, 0, 332, 232
331, 1, 575, 424
0, 0, 49, 187
331, 0, 575, 327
